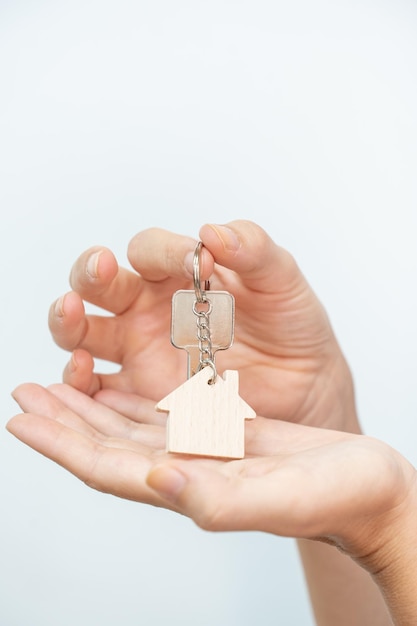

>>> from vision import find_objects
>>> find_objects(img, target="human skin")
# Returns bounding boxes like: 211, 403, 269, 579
48, 220, 358, 433
12, 220, 398, 623
7, 383, 417, 625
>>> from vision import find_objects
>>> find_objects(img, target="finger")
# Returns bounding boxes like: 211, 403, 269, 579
199, 221, 306, 295
62, 350, 129, 397
146, 454, 338, 538
47, 383, 165, 447
49, 294, 125, 362
49, 291, 88, 351
146, 459, 299, 534
12, 382, 165, 451
94, 389, 167, 426
62, 349, 100, 395
12, 383, 100, 438
69, 246, 142, 314
6, 413, 166, 505
62, 350, 154, 398
127, 228, 214, 283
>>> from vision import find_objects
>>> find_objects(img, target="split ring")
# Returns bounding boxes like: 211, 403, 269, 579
193, 241, 210, 303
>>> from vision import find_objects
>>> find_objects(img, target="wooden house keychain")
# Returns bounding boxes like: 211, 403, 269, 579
156, 241, 256, 459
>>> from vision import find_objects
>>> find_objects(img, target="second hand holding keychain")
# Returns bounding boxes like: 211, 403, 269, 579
156, 242, 256, 459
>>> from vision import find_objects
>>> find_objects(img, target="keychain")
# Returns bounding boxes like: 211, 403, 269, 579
156, 242, 256, 459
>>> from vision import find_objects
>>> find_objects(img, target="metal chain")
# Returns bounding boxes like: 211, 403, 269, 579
192, 298, 217, 383
192, 241, 217, 383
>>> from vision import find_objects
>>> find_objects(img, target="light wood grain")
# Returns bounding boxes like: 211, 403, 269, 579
156, 368, 256, 459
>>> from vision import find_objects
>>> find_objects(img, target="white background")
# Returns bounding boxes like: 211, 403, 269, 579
1, 1, 416, 624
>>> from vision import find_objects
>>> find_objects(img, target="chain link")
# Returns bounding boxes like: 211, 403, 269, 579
192, 241, 217, 383
192, 298, 217, 383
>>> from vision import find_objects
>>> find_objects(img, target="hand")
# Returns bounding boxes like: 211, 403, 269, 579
7, 383, 416, 588
49, 221, 357, 431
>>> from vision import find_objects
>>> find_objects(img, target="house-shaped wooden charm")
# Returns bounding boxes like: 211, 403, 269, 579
156, 368, 256, 459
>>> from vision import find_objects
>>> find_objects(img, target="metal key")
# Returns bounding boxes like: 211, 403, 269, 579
171, 289, 235, 378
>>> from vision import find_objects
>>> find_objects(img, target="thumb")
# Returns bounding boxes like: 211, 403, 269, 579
146, 460, 294, 535
199, 220, 305, 295
146, 461, 245, 531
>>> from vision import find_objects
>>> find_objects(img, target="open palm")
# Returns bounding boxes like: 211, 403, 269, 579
8, 382, 411, 561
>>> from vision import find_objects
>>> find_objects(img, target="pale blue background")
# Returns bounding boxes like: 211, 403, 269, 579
1, 1, 416, 624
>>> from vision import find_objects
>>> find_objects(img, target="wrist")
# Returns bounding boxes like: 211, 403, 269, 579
372, 474, 417, 624
345, 460, 417, 624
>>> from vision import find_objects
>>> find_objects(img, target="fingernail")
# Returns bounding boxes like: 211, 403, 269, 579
68, 352, 78, 374
10, 387, 22, 407
86, 251, 101, 279
54, 295, 65, 317
210, 224, 240, 251
147, 466, 187, 502
184, 251, 194, 277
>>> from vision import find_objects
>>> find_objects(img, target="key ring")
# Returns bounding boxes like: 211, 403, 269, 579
193, 241, 210, 303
